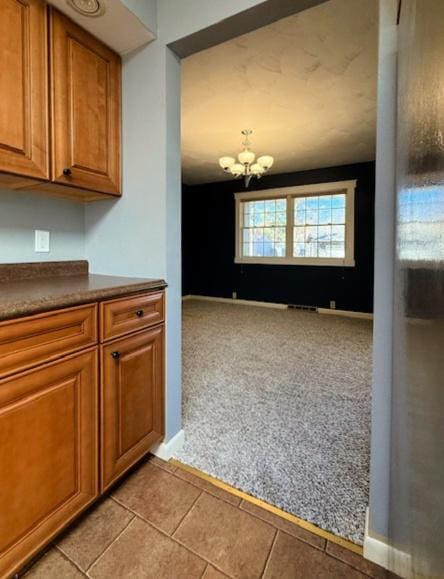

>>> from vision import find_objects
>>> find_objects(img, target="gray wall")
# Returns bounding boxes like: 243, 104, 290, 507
121, 0, 157, 31
0, 190, 85, 263
367, 0, 398, 544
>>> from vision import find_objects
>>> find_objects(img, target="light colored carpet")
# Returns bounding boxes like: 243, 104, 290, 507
175, 300, 373, 544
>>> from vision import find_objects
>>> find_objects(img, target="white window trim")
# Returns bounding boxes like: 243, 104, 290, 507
234, 180, 356, 267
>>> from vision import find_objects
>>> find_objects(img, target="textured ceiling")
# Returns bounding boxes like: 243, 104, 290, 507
181, 0, 378, 185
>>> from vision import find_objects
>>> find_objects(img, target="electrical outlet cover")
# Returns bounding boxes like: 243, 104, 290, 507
35, 230, 50, 252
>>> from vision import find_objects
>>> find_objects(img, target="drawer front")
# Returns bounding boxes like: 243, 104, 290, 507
100, 291, 164, 342
0, 304, 97, 378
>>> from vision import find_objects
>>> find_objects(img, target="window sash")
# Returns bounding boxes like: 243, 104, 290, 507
241, 198, 287, 258
292, 193, 346, 259
235, 181, 356, 267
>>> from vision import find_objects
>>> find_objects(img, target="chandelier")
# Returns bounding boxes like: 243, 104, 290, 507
219, 130, 274, 187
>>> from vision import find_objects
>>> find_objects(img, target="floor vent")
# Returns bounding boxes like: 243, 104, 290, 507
287, 304, 317, 312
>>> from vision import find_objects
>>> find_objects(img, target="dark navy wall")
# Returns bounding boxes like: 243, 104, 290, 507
182, 161, 375, 312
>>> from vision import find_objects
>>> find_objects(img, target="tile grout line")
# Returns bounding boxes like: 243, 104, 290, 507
159, 461, 241, 507
259, 528, 279, 579
322, 538, 383, 577
238, 498, 326, 552
170, 489, 276, 578
84, 513, 136, 574
308, 533, 380, 578
149, 458, 178, 475
84, 514, 136, 577
259, 531, 379, 579
261, 528, 378, 579
170, 488, 204, 536
325, 553, 378, 579
110, 494, 235, 578
54, 545, 89, 577
150, 512, 236, 579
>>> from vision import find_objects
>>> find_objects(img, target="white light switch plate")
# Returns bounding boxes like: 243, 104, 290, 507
35, 230, 50, 252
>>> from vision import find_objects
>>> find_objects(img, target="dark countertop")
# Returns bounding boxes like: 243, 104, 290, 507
0, 261, 167, 321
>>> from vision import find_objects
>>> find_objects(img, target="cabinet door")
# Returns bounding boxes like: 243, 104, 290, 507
0, 0, 48, 179
101, 326, 164, 490
50, 9, 121, 195
0, 350, 98, 578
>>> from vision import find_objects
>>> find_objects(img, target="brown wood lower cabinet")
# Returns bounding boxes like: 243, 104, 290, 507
101, 325, 165, 491
0, 349, 98, 578
0, 290, 165, 578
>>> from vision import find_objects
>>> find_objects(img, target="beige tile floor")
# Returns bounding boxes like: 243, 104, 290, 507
23, 456, 395, 579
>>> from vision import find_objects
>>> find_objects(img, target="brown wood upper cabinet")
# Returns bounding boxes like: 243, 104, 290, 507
50, 9, 121, 195
0, 0, 49, 181
0, 1, 121, 199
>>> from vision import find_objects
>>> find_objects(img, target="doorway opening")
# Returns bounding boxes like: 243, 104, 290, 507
178, 0, 377, 548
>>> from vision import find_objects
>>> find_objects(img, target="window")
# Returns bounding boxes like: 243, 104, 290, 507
235, 180, 356, 266
242, 198, 287, 258
293, 193, 346, 259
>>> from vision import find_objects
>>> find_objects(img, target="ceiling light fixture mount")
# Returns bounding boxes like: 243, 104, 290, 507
66, 0, 105, 17
219, 130, 274, 188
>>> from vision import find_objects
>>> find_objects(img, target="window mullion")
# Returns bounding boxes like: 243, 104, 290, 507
286, 195, 293, 259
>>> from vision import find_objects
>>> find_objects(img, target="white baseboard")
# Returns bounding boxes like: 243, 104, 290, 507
151, 429, 184, 460
183, 296, 373, 318
182, 295, 288, 309
317, 308, 373, 320
364, 510, 412, 578
364, 534, 411, 578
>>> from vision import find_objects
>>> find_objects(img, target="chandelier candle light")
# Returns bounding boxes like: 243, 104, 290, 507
219, 130, 274, 188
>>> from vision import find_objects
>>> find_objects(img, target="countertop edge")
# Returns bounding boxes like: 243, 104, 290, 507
0, 279, 167, 322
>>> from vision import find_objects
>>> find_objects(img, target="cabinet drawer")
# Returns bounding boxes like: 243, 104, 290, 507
100, 291, 164, 342
0, 304, 97, 378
